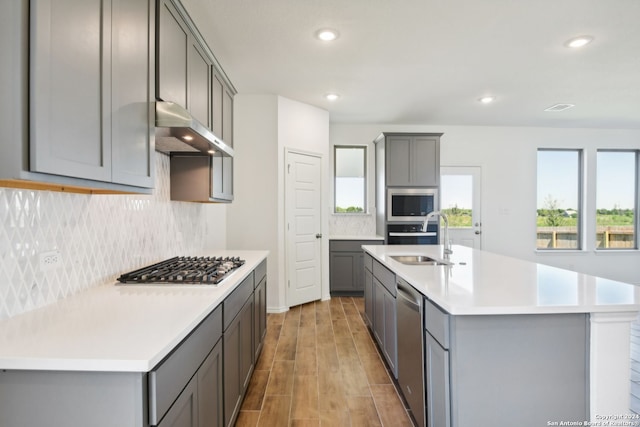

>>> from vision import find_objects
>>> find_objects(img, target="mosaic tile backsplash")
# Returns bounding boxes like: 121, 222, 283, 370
0, 153, 216, 320
329, 211, 377, 236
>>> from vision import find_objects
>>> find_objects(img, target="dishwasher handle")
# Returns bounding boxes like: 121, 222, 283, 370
396, 282, 422, 311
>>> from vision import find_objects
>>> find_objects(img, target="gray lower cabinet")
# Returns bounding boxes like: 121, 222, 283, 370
424, 332, 450, 427
363, 259, 374, 326
423, 298, 589, 427
254, 266, 267, 360
149, 305, 223, 426
197, 341, 224, 427
156, 337, 223, 427
0, 261, 268, 427
365, 257, 397, 378
26, 0, 154, 189
158, 375, 198, 427
329, 240, 382, 296
223, 273, 255, 427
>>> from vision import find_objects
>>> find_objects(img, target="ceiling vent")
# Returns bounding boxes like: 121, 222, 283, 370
544, 103, 575, 112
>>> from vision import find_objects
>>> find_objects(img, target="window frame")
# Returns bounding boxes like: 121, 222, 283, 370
595, 149, 639, 251
536, 148, 584, 251
333, 145, 367, 214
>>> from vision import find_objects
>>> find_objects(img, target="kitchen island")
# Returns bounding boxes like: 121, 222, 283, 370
0, 250, 268, 427
363, 244, 639, 426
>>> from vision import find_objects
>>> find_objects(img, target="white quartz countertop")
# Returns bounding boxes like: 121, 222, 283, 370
363, 244, 640, 315
0, 250, 268, 372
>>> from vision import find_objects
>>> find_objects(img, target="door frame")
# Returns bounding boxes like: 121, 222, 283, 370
284, 147, 325, 308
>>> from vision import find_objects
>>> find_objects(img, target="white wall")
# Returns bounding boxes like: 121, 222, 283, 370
227, 95, 280, 309
277, 97, 331, 304
228, 95, 330, 312
331, 124, 640, 284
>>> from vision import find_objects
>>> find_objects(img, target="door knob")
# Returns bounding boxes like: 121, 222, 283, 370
316, 233, 322, 239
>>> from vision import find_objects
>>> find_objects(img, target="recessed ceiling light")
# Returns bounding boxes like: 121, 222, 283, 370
325, 93, 340, 101
316, 29, 339, 42
183, 135, 193, 141
478, 96, 495, 104
207, 149, 216, 154
565, 35, 594, 48
544, 103, 575, 112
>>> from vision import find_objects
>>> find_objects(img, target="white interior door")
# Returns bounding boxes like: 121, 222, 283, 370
285, 150, 322, 307
440, 166, 482, 249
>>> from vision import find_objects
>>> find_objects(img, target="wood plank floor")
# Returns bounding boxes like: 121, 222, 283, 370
235, 297, 414, 427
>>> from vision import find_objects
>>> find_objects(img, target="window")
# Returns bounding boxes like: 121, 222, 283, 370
596, 150, 638, 249
536, 149, 582, 249
334, 146, 366, 213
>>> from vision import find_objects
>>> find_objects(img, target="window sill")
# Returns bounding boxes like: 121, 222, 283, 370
593, 249, 640, 255
534, 249, 586, 255
535, 248, 640, 255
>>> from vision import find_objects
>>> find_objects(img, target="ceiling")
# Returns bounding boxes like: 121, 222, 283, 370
183, 0, 640, 129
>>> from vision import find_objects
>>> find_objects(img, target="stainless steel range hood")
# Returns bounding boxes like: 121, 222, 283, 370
155, 101, 234, 157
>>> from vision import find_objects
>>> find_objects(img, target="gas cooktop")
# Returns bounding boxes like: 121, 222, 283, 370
117, 256, 245, 285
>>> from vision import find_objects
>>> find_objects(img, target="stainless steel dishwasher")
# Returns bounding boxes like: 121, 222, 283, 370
396, 277, 425, 427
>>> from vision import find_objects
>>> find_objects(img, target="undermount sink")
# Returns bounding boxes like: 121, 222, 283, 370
390, 255, 452, 266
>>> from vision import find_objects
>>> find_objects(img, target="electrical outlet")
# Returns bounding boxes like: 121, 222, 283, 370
39, 250, 61, 271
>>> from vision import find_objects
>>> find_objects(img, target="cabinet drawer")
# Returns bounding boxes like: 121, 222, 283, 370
330, 240, 364, 252
372, 260, 396, 297
149, 305, 222, 425
254, 259, 267, 286
364, 253, 373, 272
425, 299, 450, 349
224, 273, 254, 330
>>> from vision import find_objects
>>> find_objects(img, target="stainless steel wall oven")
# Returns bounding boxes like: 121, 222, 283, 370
386, 188, 439, 244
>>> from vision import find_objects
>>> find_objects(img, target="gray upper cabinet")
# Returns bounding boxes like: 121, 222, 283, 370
111, 0, 155, 188
212, 73, 234, 147
212, 74, 224, 138
222, 88, 234, 147
28, 0, 154, 189
156, 0, 235, 203
157, 0, 213, 127
157, 0, 231, 142
188, 42, 212, 128
157, 0, 188, 108
378, 133, 441, 187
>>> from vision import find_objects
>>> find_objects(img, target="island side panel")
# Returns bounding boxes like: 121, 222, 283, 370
590, 311, 637, 419
449, 313, 589, 427
0, 370, 147, 427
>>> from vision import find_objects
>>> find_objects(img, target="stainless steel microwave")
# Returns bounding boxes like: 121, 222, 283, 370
387, 188, 438, 222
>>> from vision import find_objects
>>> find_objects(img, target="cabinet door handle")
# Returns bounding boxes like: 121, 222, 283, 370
475, 230, 481, 235
316, 233, 322, 239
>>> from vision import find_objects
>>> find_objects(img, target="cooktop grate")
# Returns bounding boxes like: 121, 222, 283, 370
117, 256, 245, 285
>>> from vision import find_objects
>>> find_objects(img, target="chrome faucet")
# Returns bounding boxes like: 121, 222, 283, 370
423, 210, 453, 257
